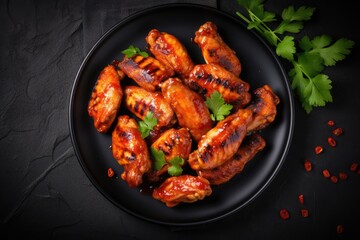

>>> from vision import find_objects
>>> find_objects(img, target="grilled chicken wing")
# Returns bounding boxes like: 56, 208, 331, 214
160, 78, 213, 142
194, 21, 242, 76
246, 85, 280, 132
152, 175, 212, 207
187, 63, 251, 108
117, 55, 174, 92
112, 115, 151, 188
124, 85, 176, 128
197, 133, 266, 185
88, 64, 124, 133
188, 109, 253, 170
146, 29, 195, 78
146, 128, 192, 182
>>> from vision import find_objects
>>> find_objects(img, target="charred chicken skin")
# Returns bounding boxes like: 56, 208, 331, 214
117, 55, 174, 92
187, 63, 251, 108
124, 85, 176, 128
152, 175, 212, 207
188, 109, 253, 170
146, 29, 195, 78
160, 78, 213, 142
246, 85, 280, 132
146, 128, 192, 182
197, 133, 266, 185
88, 64, 124, 133
112, 115, 151, 188
194, 21, 242, 76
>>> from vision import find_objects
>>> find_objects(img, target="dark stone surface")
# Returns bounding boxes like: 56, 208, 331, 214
1, 0, 359, 239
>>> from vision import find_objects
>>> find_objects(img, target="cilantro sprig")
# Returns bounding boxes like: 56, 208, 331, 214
205, 91, 233, 121
150, 147, 184, 176
121, 45, 149, 58
236, 0, 354, 113
138, 111, 157, 139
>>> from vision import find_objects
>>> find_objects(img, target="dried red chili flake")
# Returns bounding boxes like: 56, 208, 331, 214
315, 146, 323, 155
327, 120, 335, 126
304, 160, 312, 172
336, 224, 344, 234
301, 209, 309, 218
298, 194, 304, 204
350, 163, 359, 172
327, 137, 337, 147
333, 127, 343, 136
330, 175, 338, 183
279, 209, 290, 220
322, 169, 331, 178
339, 172, 348, 180
107, 167, 115, 178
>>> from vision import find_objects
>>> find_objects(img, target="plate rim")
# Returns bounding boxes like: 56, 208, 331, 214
68, 3, 295, 226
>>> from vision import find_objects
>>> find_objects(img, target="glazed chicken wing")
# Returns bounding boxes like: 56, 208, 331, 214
117, 55, 174, 92
88, 64, 124, 133
152, 175, 212, 207
246, 85, 280, 132
194, 21, 242, 76
146, 128, 192, 182
197, 133, 266, 185
188, 109, 253, 170
146, 29, 195, 78
124, 86, 176, 128
160, 78, 213, 142
112, 115, 151, 188
187, 63, 251, 108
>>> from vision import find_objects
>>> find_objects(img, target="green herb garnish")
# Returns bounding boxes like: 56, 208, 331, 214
138, 111, 157, 139
205, 91, 233, 121
236, 0, 354, 113
121, 45, 149, 58
150, 147, 184, 176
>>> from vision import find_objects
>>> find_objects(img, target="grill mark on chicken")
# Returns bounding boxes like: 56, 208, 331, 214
197, 134, 266, 185
187, 63, 251, 107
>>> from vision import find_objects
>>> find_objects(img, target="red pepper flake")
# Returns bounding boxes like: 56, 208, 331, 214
339, 172, 348, 180
304, 160, 312, 172
301, 209, 309, 218
107, 167, 115, 178
279, 209, 290, 220
333, 127, 343, 136
315, 146, 323, 155
322, 169, 331, 178
298, 194, 304, 204
336, 224, 344, 234
350, 163, 359, 172
327, 137, 337, 147
330, 175, 338, 183
327, 120, 335, 126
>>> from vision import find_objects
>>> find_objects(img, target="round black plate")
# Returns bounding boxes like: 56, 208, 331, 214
69, 4, 294, 226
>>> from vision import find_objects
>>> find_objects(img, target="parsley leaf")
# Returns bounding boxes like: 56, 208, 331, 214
168, 156, 185, 176
138, 111, 157, 139
150, 147, 167, 170
205, 91, 233, 121
121, 45, 149, 58
236, 2, 354, 113
150, 148, 184, 176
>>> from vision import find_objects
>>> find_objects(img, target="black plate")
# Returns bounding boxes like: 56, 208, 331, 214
69, 4, 294, 226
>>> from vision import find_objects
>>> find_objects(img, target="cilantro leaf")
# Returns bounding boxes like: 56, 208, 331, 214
236, 1, 354, 113
276, 36, 296, 61
168, 156, 185, 176
281, 6, 315, 22
205, 91, 233, 121
138, 111, 157, 138
150, 149, 184, 176
121, 45, 149, 58
306, 74, 333, 107
150, 147, 166, 170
